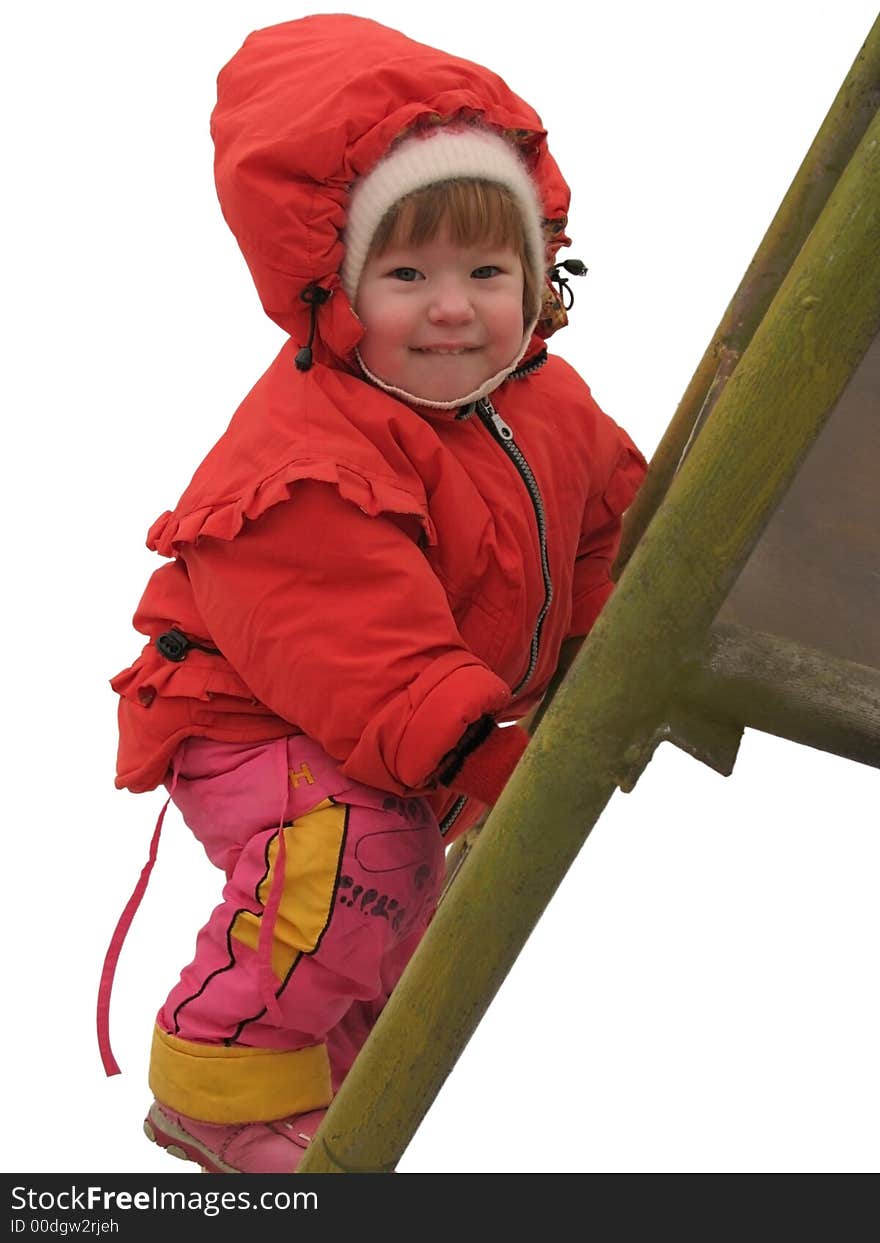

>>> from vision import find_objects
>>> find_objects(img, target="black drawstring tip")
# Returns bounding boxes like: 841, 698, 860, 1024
294, 283, 331, 373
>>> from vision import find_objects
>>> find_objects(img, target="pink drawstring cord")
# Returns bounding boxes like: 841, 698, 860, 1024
96, 765, 180, 1076
255, 741, 289, 1027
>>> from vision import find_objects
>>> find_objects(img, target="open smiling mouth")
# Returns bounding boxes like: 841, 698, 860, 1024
411, 346, 482, 355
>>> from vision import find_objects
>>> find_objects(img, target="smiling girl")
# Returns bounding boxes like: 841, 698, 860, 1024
102, 14, 647, 1174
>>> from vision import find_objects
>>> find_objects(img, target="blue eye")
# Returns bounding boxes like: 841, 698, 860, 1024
472, 266, 500, 279
392, 267, 421, 281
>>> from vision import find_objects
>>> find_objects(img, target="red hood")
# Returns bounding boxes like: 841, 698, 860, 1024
210, 14, 573, 364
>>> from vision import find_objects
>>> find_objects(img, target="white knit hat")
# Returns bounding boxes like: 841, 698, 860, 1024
341, 126, 547, 408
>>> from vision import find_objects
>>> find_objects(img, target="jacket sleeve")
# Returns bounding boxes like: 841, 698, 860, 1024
568, 426, 648, 638
181, 479, 513, 794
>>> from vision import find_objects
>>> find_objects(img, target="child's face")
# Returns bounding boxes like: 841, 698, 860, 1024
355, 228, 525, 403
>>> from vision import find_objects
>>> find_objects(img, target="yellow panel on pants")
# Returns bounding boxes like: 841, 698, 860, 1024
149, 1026, 332, 1122
150, 800, 345, 1121
231, 799, 346, 979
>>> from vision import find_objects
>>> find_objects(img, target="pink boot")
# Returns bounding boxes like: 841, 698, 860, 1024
144, 1100, 326, 1174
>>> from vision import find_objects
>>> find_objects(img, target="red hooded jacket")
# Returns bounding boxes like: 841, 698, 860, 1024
111, 15, 647, 839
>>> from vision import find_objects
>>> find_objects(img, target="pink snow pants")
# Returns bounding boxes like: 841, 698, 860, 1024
149, 735, 444, 1124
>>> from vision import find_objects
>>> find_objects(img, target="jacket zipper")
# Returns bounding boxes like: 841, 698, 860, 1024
476, 395, 553, 696
438, 793, 469, 838
438, 395, 554, 838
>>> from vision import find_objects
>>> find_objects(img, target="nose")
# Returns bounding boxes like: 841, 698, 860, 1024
427, 276, 476, 325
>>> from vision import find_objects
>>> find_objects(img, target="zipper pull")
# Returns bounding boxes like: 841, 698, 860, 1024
482, 400, 514, 441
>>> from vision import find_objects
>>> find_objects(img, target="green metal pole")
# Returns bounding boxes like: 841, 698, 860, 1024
298, 106, 880, 1174
616, 13, 880, 572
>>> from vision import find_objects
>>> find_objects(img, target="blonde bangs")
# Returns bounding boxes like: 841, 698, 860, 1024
374, 179, 522, 250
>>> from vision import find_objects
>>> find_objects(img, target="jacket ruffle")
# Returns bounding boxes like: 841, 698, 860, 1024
110, 648, 254, 706
147, 456, 438, 559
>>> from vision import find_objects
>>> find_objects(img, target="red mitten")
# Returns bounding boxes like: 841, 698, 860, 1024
441, 723, 529, 806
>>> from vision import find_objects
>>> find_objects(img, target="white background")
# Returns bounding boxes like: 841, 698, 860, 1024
3, 0, 878, 1174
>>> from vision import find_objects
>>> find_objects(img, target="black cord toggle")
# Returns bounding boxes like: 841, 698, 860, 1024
295, 284, 332, 371
155, 629, 221, 662
549, 258, 588, 310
